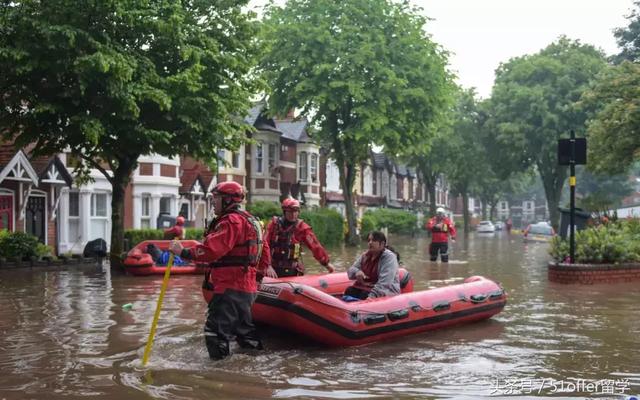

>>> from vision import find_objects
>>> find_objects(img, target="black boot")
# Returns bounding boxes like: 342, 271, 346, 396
205, 335, 230, 360
237, 334, 264, 350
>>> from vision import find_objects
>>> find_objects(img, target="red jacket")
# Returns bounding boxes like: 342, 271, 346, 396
426, 216, 456, 243
163, 225, 184, 240
187, 209, 270, 294
264, 217, 330, 274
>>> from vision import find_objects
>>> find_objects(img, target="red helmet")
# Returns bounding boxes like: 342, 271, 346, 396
212, 181, 245, 203
282, 198, 300, 211
176, 216, 185, 225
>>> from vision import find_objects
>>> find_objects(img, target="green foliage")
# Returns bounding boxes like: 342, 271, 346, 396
260, 0, 454, 243
299, 208, 344, 246
0, 0, 261, 260
575, 168, 633, 212
361, 208, 418, 236
489, 37, 608, 228
0, 231, 41, 260
124, 229, 163, 249
549, 219, 640, 263
247, 201, 281, 222
184, 228, 204, 240
583, 61, 640, 174
613, 1, 640, 64
360, 214, 376, 239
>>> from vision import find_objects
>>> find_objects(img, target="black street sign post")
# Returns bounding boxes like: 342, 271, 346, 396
558, 131, 587, 264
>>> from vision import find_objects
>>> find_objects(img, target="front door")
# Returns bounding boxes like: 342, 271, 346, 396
0, 195, 13, 231
26, 196, 46, 243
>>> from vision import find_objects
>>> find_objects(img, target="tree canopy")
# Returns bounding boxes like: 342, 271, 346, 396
583, 61, 640, 175
0, 0, 260, 265
260, 0, 454, 243
488, 37, 607, 228
613, 1, 640, 64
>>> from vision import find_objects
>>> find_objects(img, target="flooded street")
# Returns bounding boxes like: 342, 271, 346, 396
1, 232, 639, 399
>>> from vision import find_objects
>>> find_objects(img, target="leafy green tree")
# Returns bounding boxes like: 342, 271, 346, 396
0, 0, 259, 267
583, 61, 640, 174
613, 1, 640, 64
260, 0, 453, 244
489, 37, 607, 229
446, 89, 486, 233
576, 168, 633, 214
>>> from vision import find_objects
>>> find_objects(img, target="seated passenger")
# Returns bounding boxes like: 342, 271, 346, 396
344, 231, 400, 300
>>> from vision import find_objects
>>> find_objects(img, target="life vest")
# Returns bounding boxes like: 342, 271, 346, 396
209, 209, 264, 269
270, 216, 303, 276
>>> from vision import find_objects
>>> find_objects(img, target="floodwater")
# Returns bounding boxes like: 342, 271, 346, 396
1, 232, 639, 399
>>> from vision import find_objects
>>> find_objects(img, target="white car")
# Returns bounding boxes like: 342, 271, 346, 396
476, 220, 496, 233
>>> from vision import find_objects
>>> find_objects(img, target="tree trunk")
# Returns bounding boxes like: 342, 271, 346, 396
462, 192, 470, 234
428, 184, 437, 216
481, 201, 488, 220
540, 168, 566, 231
339, 160, 358, 246
489, 201, 497, 221
109, 163, 135, 269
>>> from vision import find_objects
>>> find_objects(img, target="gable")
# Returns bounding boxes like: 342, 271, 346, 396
0, 150, 39, 185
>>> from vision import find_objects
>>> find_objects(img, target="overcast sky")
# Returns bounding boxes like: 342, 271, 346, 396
251, 0, 637, 98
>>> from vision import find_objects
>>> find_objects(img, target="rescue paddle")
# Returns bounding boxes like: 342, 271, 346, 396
142, 247, 175, 366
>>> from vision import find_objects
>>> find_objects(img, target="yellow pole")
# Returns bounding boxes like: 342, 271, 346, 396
142, 251, 175, 366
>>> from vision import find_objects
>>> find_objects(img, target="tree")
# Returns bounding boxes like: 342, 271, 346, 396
446, 89, 486, 233
260, 0, 453, 244
613, 1, 640, 64
583, 61, 640, 174
489, 37, 607, 229
575, 168, 632, 214
0, 0, 259, 267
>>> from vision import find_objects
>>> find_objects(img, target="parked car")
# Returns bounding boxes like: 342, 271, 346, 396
494, 221, 504, 231
523, 222, 555, 242
477, 220, 496, 233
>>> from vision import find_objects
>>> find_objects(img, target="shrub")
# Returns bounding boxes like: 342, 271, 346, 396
0, 230, 41, 260
361, 208, 418, 235
360, 214, 376, 239
300, 208, 344, 246
124, 229, 163, 249
549, 219, 640, 263
184, 228, 204, 240
247, 201, 281, 222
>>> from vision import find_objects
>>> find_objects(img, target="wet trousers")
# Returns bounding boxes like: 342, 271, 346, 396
429, 242, 449, 262
204, 289, 263, 360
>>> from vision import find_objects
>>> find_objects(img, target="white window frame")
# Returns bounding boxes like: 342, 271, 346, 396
298, 151, 308, 182
141, 194, 151, 229
310, 153, 318, 183
256, 142, 264, 174
90, 192, 108, 218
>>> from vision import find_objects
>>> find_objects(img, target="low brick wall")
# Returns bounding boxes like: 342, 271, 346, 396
548, 262, 640, 284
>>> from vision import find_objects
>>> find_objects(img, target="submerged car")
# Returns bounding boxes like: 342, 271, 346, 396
477, 220, 496, 233
523, 222, 555, 242
494, 221, 504, 231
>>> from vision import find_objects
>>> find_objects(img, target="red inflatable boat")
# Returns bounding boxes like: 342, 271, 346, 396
203, 271, 506, 347
123, 240, 206, 276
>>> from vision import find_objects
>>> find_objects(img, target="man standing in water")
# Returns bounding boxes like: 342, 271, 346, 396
169, 181, 270, 360
426, 207, 456, 263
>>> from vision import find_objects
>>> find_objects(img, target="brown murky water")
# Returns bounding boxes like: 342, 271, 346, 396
1, 232, 639, 399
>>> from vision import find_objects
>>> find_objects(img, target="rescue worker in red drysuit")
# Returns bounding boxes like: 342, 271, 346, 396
169, 181, 270, 360
263, 197, 335, 278
163, 216, 185, 239
426, 207, 457, 263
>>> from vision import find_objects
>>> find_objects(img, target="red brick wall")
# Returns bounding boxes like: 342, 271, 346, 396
269, 179, 278, 190
280, 166, 296, 184
139, 163, 153, 175
280, 139, 297, 163
160, 164, 176, 177
255, 178, 265, 189
548, 262, 640, 284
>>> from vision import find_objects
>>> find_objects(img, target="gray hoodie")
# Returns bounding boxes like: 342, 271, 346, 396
347, 248, 400, 298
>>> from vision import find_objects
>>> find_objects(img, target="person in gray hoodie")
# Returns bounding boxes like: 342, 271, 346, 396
344, 231, 401, 300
